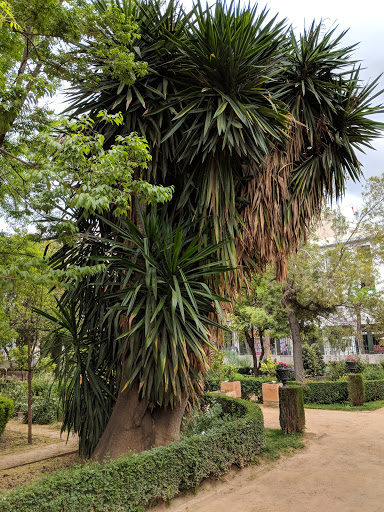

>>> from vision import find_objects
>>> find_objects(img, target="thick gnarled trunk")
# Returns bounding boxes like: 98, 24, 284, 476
92, 383, 188, 462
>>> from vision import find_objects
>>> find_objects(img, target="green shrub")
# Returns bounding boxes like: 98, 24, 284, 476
183, 403, 230, 436
208, 351, 238, 382
0, 378, 27, 412
22, 396, 60, 425
302, 343, 326, 376
302, 381, 348, 404
0, 395, 265, 512
365, 380, 384, 401
362, 364, 384, 381
325, 358, 365, 381
348, 374, 365, 406
259, 358, 278, 377
279, 386, 305, 434
0, 396, 14, 436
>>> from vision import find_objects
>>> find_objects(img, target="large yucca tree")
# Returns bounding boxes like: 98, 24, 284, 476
54, 0, 383, 458
44, 208, 230, 458
69, 1, 383, 278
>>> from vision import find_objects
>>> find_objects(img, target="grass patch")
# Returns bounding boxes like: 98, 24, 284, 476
304, 400, 384, 411
261, 428, 304, 462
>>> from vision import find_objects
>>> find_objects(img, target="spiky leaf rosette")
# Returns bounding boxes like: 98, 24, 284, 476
40, 207, 230, 455
68, 1, 384, 280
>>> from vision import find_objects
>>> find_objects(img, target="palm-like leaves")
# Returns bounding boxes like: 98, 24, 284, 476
43, 209, 230, 454
102, 210, 230, 407
68, 1, 384, 279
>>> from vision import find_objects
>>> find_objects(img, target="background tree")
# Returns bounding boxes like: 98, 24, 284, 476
0, 231, 55, 443
231, 273, 289, 376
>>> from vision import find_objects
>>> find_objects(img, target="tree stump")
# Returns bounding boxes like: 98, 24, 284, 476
279, 386, 305, 434
348, 374, 365, 406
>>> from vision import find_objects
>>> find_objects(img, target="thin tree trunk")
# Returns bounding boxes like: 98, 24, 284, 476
258, 332, 265, 373
284, 298, 305, 384
244, 327, 259, 376
263, 333, 271, 360
27, 338, 32, 444
355, 305, 365, 354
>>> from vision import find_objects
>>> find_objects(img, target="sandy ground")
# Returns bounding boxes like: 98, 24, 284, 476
169, 405, 384, 512
0, 421, 78, 470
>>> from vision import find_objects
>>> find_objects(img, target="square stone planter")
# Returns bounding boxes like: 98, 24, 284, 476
262, 382, 283, 407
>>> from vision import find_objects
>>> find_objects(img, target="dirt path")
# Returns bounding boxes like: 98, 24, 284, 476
0, 421, 78, 470
169, 406, 384, 512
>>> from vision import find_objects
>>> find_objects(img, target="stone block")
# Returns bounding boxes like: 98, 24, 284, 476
262, 382, 282, 405
220, 380, 241, 398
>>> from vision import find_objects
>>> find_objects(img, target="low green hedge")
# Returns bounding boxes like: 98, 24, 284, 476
365, 380, 384, 401
0, 395, 265, 512
302, 381, 348, 404
207, 376, 384, 405
0, 396, 14, 437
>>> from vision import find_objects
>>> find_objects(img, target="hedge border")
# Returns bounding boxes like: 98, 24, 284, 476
0, 395, 265, 512
207, 377, 384, 405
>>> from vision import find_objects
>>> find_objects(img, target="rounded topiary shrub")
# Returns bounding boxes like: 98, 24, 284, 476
348, 374, 365, 406
0, 396, 14, 437
279, 386, 305, 434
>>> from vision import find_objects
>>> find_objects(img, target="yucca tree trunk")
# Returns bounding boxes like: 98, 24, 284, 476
92, 381, 188, 462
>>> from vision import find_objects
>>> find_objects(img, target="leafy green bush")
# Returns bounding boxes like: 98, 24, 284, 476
365, 380, 384, 401
325, 359, 365, 381
362, 364, 384, 381
0, 396, 14, 436
22, 396, 60, 425
302, 343, 325, 376
259, 358, 278, 377
183, 403, 229, 436
348, 374, 365, 406
0, 395, 265, 512
302, 381, 348, 404
209, 351, 238, 382
0, 378, 27, 412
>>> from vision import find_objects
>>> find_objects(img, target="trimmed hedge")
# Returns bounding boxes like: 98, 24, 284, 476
302, 381, 348, 404
0, 395, 265, 512
0, 396, 14, 437
365, 380, 384, 401
207, 376, 384, 405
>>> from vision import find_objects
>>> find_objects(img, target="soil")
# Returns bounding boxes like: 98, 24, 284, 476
168, 405, 384, 512
0, 421, 78, 467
